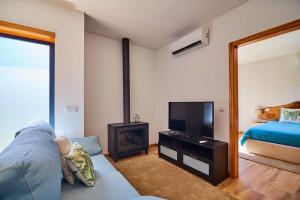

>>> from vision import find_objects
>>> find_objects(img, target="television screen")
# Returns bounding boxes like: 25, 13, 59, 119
169, 102, 214, 139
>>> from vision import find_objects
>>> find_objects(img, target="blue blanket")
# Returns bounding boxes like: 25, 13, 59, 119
240, 121, 300, 148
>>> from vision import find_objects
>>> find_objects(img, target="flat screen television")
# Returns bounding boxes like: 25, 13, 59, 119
169, 102, 214, 139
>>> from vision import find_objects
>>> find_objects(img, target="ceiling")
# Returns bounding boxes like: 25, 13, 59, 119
239, 29, 300, 64
66, 0, 248, 49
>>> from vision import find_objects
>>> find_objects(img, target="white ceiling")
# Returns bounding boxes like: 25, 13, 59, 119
238, 29, 300, 64
66, 0, 248, 49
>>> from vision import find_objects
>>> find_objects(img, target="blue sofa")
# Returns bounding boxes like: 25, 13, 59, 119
0, 122, 163, 200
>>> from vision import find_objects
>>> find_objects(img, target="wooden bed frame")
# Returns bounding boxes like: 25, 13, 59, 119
245, 139, 300, 165
257, 101, 300, 121
244, 101, 300, 165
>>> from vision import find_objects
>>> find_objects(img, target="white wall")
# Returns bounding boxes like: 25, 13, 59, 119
2, 0, 300, 147
0, 0, 85, 137
154, 0, 300, 142
84, 32, 155, 153
238, 53, 300, 131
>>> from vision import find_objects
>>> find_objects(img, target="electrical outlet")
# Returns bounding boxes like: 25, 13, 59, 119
219, 105, 225, 112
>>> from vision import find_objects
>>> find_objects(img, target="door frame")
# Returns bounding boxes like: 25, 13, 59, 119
228, 19, 300, 178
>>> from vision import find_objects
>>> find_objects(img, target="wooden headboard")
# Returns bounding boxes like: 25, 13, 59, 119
257, 101, 300, 121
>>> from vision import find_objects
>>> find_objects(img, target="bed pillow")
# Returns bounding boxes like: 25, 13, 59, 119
280, 108, 300, 123
66, 142, 96, 187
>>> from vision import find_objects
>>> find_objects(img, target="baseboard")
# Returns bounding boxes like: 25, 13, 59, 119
149, 143, 158, 147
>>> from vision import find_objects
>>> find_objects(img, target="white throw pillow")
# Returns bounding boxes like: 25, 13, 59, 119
279, 108, 300, 123
55, 136, 76, 184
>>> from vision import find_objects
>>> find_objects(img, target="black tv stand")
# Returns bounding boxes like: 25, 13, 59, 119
168, 130, 192, 138
202, 136, 214, 141
158, 131, 228, 186
168, 130, 181, 135
168, 130, 176, 135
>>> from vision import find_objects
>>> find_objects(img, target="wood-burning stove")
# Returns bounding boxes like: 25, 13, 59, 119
108, 122, 148, 161
108, 38, 149, 161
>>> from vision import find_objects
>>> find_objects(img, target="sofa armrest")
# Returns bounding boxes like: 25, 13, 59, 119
71, 136, 102, 155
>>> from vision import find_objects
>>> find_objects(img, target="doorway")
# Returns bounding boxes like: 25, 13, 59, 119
228, 19, 300, 178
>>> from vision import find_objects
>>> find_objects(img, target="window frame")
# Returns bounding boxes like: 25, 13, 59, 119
0, 32, 55, 127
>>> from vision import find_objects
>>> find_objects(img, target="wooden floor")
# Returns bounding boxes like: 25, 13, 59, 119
219, 158, 300, 200
108, 146, 300, 200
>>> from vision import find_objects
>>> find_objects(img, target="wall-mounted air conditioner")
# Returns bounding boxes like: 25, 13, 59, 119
169, 26, 209, 56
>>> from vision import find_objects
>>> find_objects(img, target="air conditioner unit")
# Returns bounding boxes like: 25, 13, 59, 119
169, 26, 209, 56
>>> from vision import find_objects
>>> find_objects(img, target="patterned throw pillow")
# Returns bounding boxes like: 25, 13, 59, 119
55, 137, 76, 184
66, 142, 96, 187
280, 108, 300, 123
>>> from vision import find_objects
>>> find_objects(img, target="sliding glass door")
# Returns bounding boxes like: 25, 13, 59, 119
0, 35, 54, 151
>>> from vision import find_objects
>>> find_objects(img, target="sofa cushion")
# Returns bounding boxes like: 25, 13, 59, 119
71, 136, 102, 155
90, 154, 117, 177
66, 142, 96, 187
18, 120, 56, 138
0, 125, 62, 200
61, 157, 77, 184
56, 136, 71, 156
55, 136, 76, 184
62, 171, 140, 200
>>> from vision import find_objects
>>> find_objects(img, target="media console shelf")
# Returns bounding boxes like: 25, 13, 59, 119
158, 131, 228, 186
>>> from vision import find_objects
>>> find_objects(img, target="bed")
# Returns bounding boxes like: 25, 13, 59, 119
240, 101, 300, 164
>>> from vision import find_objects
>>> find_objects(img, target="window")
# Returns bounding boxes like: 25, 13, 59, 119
0, 21, 55, 151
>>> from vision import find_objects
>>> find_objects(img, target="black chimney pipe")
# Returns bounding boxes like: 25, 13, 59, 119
122, 38, 130, 124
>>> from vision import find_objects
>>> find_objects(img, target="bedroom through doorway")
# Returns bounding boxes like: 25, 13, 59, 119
237, 29, 300, 173
227, 19, 300, 199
